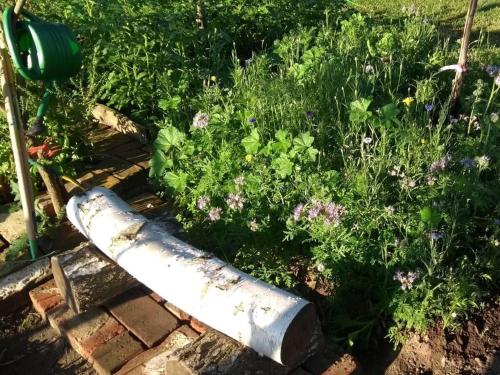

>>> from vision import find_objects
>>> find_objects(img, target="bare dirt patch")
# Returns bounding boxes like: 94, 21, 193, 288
0, 306, 95, 374
386, 300, 500, 375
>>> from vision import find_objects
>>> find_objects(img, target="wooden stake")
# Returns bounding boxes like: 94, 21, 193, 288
0, 0, 38, 259
450, 0, 478, 110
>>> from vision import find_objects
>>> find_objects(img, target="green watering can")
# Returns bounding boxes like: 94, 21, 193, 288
2, 6, 82, 136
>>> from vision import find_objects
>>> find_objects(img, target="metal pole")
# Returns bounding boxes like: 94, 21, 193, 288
0, 0, 38, 259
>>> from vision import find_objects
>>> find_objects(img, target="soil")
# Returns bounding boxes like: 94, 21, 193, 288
355, 300, 500, 375
0, 306, 95, 375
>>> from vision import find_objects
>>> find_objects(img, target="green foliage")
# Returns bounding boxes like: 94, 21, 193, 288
151, 11, 500, 348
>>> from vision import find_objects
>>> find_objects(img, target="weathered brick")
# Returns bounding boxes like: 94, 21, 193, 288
116, 325, 197, 375
79, 317, 126, 357
91, 331, 144, 375
29, 279, 64, 320
106, 288, 179, 347
190, 317, 208, 334
164, 301, 190, 322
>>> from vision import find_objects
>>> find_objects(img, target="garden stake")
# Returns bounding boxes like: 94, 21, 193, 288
0, 0, 38, 259
450, 0, 478, 111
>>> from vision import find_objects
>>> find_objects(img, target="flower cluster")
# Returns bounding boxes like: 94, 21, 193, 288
226, 193, 245, 210
193, 112, 209, 129
196, 196, 210, 210
208, 207, 222, 221
293, 200, 346, 226
429, 155, 451, 174
394, 271, 419, 290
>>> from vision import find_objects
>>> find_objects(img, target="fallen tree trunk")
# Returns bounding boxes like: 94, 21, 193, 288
51, 242, 138, 313
92, 104, 148, 144
165, 329, 289, 375
66, 187, 317, 366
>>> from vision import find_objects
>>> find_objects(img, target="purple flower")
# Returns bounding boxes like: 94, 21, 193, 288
429, 155, 451, 173
308, 201, 323, 220
193, 112, 209, 129
196, 196, 210, 210
208, 207, 222, 221
460, 157, 475, 169
226, 193, 245, 210
306, 111, 315, 120
248, 117, 257, 124
424, 103, 434, 112
322, 202, 346, 226
485, 65, 499, 77
292, 203, 305, 221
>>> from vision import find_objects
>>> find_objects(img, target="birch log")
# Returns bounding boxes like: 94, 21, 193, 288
92, 104, 148, 144
67, 187, 317, 366
51, 242, 138, 313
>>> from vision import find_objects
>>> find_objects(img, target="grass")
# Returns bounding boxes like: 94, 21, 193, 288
353, 0, 500, 45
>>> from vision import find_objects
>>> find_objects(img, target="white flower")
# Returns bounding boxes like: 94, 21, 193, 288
248, 219, 259, 232
316, 263, 325, 273
363, 137, 373, 144
193, 112, 209, 129
490, 112, 499, 123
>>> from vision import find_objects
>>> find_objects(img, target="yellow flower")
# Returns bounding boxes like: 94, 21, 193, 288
402, 97, 415, 106
420, 138, 427, 144
210, 75, 217, 82
245, 154, 253, 162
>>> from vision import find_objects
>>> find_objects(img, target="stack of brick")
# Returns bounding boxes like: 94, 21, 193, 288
29, 278, 359, 375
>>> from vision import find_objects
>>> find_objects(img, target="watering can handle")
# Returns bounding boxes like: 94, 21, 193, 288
2, 6, 43, 81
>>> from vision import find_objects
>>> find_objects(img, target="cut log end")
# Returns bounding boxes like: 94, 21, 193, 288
281, 303, 317, 366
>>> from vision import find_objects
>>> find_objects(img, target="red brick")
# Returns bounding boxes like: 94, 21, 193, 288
116, 325, 198, 375
147, 291, 165, 304
190, 317, 208, 334
164, 301, 190, 322
106, 288, 179, 347
90, 331, 144, 375
79, 316, 126, 357
29, 279, 64, 320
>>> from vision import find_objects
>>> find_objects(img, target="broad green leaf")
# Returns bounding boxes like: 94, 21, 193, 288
378, 103, 400, 126
154, 126, 185, 151
272, 154, 294, 178
159, 96, 181, 110
241, 129, 260, 154
273, 130, 291, 153
164, 171, 187, 192
293, 132, 315, 151
149, 150, 171, 178
349, 98, 372, 124
307, 147, 319, 161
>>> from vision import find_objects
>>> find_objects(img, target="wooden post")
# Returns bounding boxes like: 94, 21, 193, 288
35, 162, 68, 216
0, 0, 38, 259
450, 0, 478, 110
